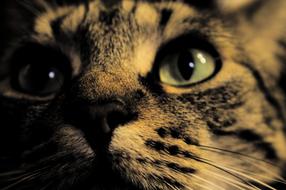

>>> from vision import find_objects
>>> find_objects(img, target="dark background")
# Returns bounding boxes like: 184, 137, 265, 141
0, 1, 8, 58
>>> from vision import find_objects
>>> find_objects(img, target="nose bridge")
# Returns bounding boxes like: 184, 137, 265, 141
76, 15, 139, 100
77, 63, 139, 101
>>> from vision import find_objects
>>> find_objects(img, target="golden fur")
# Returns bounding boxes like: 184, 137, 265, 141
0, 0, 286, 189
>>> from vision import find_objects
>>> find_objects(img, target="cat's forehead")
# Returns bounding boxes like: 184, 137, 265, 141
29, 0, 228, 77
32, 0, 211, 44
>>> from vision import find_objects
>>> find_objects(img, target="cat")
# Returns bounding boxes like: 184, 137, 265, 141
0, 0, 286, 189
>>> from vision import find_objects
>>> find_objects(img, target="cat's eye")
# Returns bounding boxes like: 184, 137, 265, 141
10, 43, 71, 96
17, 64, 65, 96
155, 34, 222, 88
159, 49, 217, 86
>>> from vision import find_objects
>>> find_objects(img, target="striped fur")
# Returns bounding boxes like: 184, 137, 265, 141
0, 0, 286, 189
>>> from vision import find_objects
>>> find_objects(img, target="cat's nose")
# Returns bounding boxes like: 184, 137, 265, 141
86, 101, 129, 134
66, 99, 135, 152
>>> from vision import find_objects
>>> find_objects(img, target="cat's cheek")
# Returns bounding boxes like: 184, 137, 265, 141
55, 124, 95, 158
109, 123, 147, 157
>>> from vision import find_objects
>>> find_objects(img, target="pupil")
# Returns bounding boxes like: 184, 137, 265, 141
178, 51, 195, 80
30, 66, 54, 90
30, 66, 53, 83
19, 64, 62, 94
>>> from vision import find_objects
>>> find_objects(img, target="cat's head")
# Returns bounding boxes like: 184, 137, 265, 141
0, 0, 286, 189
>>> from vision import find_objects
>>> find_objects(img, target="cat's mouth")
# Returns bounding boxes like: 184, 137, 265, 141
55, 125, 140, 190
70, 152, 141, 190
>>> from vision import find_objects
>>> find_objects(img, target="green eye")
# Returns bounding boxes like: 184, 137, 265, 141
159, 49, 218, 87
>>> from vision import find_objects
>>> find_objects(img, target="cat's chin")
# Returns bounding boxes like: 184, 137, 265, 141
71, 155, 141, 190
54, 125, 140, 190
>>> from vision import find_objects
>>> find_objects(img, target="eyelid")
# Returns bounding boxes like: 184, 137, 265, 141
9, 42, 72, 74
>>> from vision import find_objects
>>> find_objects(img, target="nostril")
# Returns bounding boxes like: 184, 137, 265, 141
86, 101, 138, 136
106, 109, 133, 131
90, 103, 128, 132
64, 99, 138, 153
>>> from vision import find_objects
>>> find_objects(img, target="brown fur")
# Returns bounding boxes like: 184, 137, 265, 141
0, 0, 286, 189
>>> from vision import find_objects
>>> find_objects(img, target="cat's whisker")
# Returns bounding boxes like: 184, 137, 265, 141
199, 158, 277, 190
192, 182, 213, 190
202, 168, 257, 190
263, 178, 286, 186
198, 145, 277, 167
233, 166, 286, 187
227, 164, 286, 185
10, 166, 51, 180
16, 0, 43, 17
1, 171, 39, 182
1, 171, 42, 190
0, 165, 53, 190
191, 156, 259, 190
164, 181, 182, 190
0, 0, 285, 189
189, 173, 226, 190
243, 162, 285, 183
188, 147, 280, 190
197, 176, 241, 190
197, 145, 286, 183
39, 181, 54, 190
221, 166, 276, 190
0, 170, 25, 178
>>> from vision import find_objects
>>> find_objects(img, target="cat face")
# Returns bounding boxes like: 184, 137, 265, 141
0, 0, 286, 189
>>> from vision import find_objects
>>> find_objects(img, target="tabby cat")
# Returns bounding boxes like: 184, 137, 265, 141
0, 0, 286, 189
